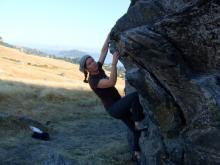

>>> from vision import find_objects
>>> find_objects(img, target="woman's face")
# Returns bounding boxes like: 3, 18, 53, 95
85, 57, 98, 73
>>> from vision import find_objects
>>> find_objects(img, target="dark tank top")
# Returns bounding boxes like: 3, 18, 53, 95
88, 62, 121, 109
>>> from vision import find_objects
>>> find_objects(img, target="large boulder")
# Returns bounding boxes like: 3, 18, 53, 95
111, 0, 220, 164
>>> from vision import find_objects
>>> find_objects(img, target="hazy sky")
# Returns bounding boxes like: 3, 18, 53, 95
0, 0, 130, 52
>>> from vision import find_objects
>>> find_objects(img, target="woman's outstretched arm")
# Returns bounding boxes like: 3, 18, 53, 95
97, 51, 119, 88
98, 33, 110, 65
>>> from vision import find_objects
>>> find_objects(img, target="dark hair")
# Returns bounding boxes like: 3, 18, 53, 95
84, 70, 88, 83
83, 61, 89, 83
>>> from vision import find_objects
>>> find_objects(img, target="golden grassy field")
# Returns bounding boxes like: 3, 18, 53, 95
0, 44, 125, 92
0, 45, 133, 165
0, 44, 125, 123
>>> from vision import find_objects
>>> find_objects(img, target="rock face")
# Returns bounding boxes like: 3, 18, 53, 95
110, 0, 220, 164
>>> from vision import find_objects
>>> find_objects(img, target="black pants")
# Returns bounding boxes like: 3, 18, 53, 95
106, 92, 145, 151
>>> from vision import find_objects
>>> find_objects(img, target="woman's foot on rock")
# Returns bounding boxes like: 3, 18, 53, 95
133, 151, 141, 164
135, 119, 148, 131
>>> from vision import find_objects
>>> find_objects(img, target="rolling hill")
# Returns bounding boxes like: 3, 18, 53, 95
0, 44, 124, 91
0, 44, 132, 164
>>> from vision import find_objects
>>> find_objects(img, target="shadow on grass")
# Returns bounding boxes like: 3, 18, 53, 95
0, 79, 133, 165
0, 79, 100, 106
0, 79, 104, 121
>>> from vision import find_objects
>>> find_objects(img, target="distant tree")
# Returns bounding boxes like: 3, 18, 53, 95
0, 36, 2, 42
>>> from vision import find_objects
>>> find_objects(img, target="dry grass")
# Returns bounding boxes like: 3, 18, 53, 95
0, 43, 126, 120
0, 44, 125, 93
0, 45, 133, 164
0, 44, 125, 121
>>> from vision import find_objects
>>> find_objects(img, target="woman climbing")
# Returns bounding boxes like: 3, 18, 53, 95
79, 33, 146, 162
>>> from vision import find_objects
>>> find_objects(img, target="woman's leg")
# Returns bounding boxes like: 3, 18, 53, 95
130, 92, 145, 122
121, 116, 141, 151
106, 92, 145, 151
107, 92, 144, 121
